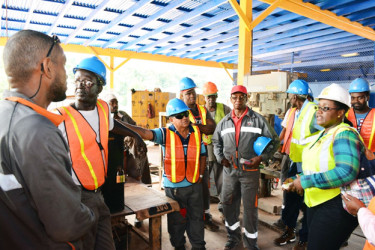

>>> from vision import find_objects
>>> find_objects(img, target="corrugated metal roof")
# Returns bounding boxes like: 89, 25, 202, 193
1, 0, 374, 77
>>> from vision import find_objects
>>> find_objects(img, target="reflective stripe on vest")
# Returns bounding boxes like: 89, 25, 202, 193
58, 100, 109, 190
347, 108, 375, 152
302, 123, 350, 207
290, 102, 320, 162
189, 104, 209, 144
282, 108, 296, 154
205, 103, 225, 144
164, 126, 201, 183
364, 198, 375, 249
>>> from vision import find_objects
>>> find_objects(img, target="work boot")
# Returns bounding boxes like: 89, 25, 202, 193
274, 227, 296, 246
174, 245, 186, 250
204, 213, 219, 231
224, 240, 240, 250
272, 218, 286, 230
292, 241, 307, 250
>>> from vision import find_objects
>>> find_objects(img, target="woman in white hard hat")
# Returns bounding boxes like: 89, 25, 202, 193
289, 83, 364, 249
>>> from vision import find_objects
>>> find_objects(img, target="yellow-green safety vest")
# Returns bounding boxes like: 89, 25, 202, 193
289, 101, 320, 162
189, 104, 209, 144
204, 103, 225, 144
302, 123, 350, 207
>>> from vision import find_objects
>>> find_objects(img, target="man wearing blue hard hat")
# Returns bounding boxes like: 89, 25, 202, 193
179, 77, 219, 231
212, 85, 279, 250
120, 98, 207, 250
347, 78, 375, 153
274, 79, 322, 250
56, 56, 147, 249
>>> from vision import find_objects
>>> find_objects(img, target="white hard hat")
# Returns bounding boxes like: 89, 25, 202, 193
105, 93, 117, 102
317, 83, 351, 108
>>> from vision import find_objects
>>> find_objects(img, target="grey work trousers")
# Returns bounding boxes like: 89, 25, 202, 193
81, 190, 115, 250
222, 167, 259, 250
165, 183, 206, 249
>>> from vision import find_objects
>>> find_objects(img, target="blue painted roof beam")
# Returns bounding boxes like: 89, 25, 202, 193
120, 0, 227, 50
64, 0, 110, 43
46, 0, 74, 35
139, 5, 235, 53
84, 0, 151, 46
334, 1, 372, 17
102, 0, 185, 48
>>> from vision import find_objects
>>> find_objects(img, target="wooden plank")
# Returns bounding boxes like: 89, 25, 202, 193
149, 217, 161, 250
124, 183, 179, 221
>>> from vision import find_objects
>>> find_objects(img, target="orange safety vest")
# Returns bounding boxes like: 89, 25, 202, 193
347, 108, 375, 152
57, 99, 109, 190
164, 126, 201, 183
5, 96, 64, 126
188, 104, 208, 145
364, 197, 375, 250
281, 108, 296, 154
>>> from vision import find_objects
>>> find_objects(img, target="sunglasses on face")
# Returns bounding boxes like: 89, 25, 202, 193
173, 111, 189, 119
315, 106, 339, 112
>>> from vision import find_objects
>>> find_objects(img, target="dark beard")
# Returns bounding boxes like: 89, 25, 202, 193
49, 78, 67, 102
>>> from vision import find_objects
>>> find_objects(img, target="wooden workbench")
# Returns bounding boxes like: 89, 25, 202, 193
110, 178, 179, 249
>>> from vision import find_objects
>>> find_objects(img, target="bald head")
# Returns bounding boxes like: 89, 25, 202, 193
3, 30, 60, 86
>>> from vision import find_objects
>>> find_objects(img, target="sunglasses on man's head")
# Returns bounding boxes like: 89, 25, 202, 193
46, 35, 60, 58
172, 111, 189, 119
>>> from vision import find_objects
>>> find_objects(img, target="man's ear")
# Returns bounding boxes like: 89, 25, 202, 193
97, 84, 103, 94
41, 57, 53, 79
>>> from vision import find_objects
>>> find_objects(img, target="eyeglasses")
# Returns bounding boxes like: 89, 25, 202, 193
172, 111, 189, 119
231, 95, 246, 101
315, 106, 339, 112
74, 79, 97, 88
46, 35, 60, 58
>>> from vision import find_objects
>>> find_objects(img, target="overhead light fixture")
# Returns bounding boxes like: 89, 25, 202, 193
320, 69, 331, 72
341, 52, 359, 57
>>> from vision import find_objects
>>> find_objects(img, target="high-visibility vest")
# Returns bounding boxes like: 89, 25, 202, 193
204, 103, 225, 144
164, 126, 201, 183
364, 197, 375, 250
5, 96, 63, 126
188, 104, 209, 145
289, 102, 320, 162
347, 108, 375, 152
58, 99, 109, 191
302, 123, 351, 207
281, 108, 297, 154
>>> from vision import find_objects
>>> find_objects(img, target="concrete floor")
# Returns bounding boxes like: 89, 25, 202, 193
122, 144, 366, 250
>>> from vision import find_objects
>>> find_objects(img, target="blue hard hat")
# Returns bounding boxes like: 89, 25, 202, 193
308, 87, 314, 98
349, 78, 370, 93
253, 136, 272, 156
73, 56, 107, 85
166, 98, 190, 117
287, 80, 309, 95
179, 77, 197, 91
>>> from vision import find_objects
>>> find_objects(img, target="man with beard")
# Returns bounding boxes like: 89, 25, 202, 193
0, 30, 95, 249
56, 57, 147, 250
202, 81, 231, 217
347, 78, 375, 152
179, 77, 219, 232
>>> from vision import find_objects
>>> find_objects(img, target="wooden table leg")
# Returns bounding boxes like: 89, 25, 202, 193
149, 216, 161, 250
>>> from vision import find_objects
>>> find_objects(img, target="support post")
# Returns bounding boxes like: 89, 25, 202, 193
237, 0, 252, 85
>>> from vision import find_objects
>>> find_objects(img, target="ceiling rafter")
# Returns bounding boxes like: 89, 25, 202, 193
46, 0, 74, 35
259, 0, 375, 41
23, 0, 39, 30
119, 0, 227, 50
64, 0, 110, 43
103, 0, 186, 48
